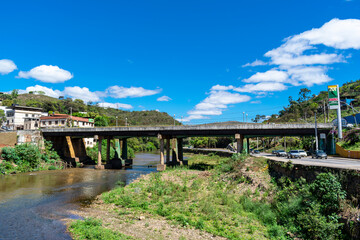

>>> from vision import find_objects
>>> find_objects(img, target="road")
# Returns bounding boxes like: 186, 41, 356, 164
253, 152, 360, 170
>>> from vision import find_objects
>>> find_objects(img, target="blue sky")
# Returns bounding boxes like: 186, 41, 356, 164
1, 0, 360, 124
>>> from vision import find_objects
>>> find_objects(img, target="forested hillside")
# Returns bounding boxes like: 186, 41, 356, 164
0, 92, 178, 126
253, 79, 360, 124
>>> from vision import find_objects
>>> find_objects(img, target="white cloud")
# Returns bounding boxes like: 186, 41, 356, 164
210, 85, 235, 91
250, 100, 261, 104
18, 65, 73, 83
181, 115, 209, 122
244, 70, 288, 83
107, 86, 161, 98
287, 66, 332, 87
18, 85, 62, 98
157, 95, 172, 101
98, 102, 133, 110
242, 59, 268, 67
63, 86, 101, 102
235, 82, 288, 93
295, 18, 360, 50
0, 59, 17, 74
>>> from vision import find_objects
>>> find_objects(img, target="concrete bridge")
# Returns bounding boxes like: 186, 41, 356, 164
42, 123, 333, 170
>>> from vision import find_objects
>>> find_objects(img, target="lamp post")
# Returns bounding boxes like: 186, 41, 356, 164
125, 117, 127, 126
246, 114, 248, 123
315, 112, 318, 151
173, 114, 176, 126
70, 107, 72, 128
243, 112, 245, 123
116, 116, 118, 127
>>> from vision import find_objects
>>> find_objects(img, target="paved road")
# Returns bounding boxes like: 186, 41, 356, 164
253, 152, 360, 170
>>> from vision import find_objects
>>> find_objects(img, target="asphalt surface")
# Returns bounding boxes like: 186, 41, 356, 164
253, 152, 360, 170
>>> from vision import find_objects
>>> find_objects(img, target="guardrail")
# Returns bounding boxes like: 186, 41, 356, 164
336, 144, 360, 159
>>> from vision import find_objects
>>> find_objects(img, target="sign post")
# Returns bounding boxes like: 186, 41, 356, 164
328, 85, 342, 139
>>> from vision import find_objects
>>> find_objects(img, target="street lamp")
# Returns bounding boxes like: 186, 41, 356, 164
125, 117, 127, 126
173, 114, 176, 126
70, 107, 72, 128
116, 116, 118, 127
243, 112, 245, 122
246, 114, 248, 123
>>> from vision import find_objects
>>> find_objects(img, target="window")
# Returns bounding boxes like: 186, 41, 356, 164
55, 121, 58, 125
42, 121, 45, 125
49, 121, 52, 125
61, 120, 65, 125
25, 114, 28, 117
32, 114, 35, 117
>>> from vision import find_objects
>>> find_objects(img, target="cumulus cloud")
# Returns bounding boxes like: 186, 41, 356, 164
107, 86, 161, 98
18, 85, 62, 98
243, 18, 360, 89
0, 59, 17, 74
63, 86, 101, 102
157, 96, 172, 101
18, 65, 73, 83
98, 102, 133, 110
235, 82, 288, 93
242, 59, 268, 67
243, 70, 288, 83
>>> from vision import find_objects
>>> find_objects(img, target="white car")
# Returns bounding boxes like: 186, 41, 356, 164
298, 150, 307, 157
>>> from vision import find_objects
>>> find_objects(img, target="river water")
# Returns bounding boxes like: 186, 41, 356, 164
0, 153, 159, 240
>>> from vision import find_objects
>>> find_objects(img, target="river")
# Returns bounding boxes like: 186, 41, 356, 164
0, 153, 159, 240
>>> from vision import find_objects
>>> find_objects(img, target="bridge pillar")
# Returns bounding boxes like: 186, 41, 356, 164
235, 134, 244, 153
166, 137, 170, 163
95, 135, 104, 169
114, 139, 121, 159
247, 138, 250, 154
177, 138, 184, 164
106, 137, 111, 162
121, 138, 128, 160
157, 134, 166, 171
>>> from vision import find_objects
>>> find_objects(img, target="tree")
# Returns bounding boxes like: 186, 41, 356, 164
0, 109, 5, 125
94, 116, 108, 126
298, 88, 311, 103
11, 89, 19, 99
252, 114, 266, 123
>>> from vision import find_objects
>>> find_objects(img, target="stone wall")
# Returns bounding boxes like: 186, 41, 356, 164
17, 130, 43, 146
0, 132, 17, 147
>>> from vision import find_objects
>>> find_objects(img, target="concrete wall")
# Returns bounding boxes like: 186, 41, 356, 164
336, 143, 360, 159
0, 132, 17, 147
17, 130, 43, 145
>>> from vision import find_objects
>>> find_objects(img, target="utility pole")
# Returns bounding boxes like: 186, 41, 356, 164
256, 137, 259, 150
125, 117, 127, 126
315, 112, 318, 151
181, 116, 183, 125
243, 112, 245, 123
173, 114, 176, 126
323, 101, 326, 123
70, 107, 72, 128
246, 114, 248, 123
116, 116, 118, 127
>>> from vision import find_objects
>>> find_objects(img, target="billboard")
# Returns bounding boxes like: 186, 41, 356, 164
328, 85, 340, 110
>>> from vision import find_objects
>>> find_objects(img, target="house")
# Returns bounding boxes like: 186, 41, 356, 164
40, 114, 95, 148
5, 105, 45, 130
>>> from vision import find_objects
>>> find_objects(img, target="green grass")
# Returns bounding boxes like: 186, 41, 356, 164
101, 155, 286, 239
69, 218, 134, 240
338, 141, 360, 151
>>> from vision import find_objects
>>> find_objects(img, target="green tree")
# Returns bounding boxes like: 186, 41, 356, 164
0, 109, 5, 125
11, 89, 19, 99
94, 116, 108, 126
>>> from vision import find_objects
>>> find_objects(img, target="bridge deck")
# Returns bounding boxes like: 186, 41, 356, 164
41, 123, 333, 137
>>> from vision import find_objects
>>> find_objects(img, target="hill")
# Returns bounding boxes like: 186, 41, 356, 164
263, 79, 360, 124
0, 93, 179, 126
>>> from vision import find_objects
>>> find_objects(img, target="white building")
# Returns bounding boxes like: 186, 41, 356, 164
6, 105, 44, 130
40, 114, 95, 148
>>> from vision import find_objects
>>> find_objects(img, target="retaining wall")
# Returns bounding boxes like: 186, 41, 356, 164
336, 143, 360, 159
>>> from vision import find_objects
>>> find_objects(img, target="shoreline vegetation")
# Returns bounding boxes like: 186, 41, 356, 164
68, 153, 357, 240
0, 141, 64, 175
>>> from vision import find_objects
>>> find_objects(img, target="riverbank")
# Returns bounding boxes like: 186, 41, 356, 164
67, 153, 360, 240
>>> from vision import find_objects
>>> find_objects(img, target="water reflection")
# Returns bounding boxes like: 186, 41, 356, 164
0, 153, 158, 240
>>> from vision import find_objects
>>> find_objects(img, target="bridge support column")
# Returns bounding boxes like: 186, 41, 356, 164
247, 138, 250, 154
95, 135, 104, 169
235, 134, 244, 153
166, 137, 170, 163
121, 138, 128, 160
106, 137, 111, 162
114, 139, 121, 159
157, 134, 166, 171
177, 138, 184, 164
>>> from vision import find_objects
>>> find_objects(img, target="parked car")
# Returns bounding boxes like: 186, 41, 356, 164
311, 150, 328, 159
298, 150, 307, 157
253, 150, 260, 154
276, 150, 287, 157
287, 150, 302, 159
272, 150, 278, 154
